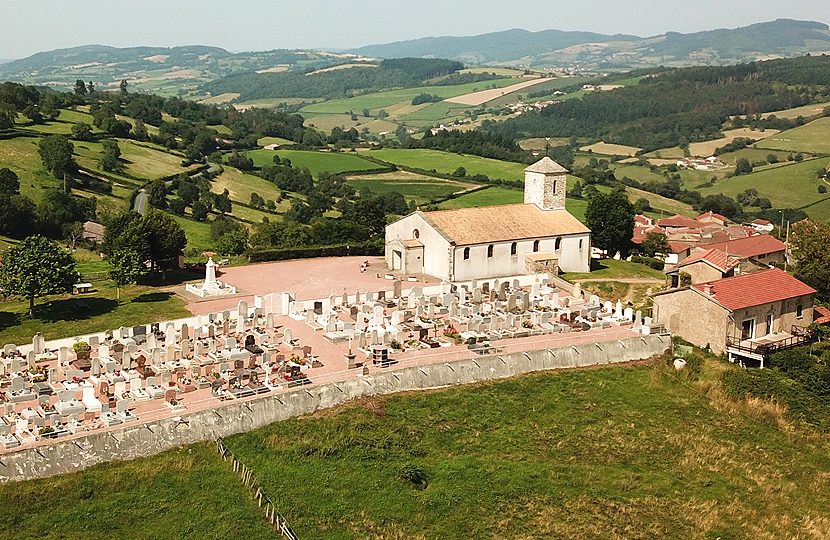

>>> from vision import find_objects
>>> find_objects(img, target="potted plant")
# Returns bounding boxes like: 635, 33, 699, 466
73, 341, 91, 361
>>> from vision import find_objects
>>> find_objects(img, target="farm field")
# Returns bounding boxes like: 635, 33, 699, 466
198, 92, 241, 104
581, 141, 642, 156
210, 167, 287, 209
612, 164, 667, 184
436, 186, 524, 209
0, 137, 63, 200
759, 101, 830, 119
485, 76, 592, 108
366, 148, 527, 180
756, 117, 830, 154
72, 139, 191, 183
347, 171, 475, 205
625, 186, 697, 217
16, 109, 102, 135
245, 149, 384, 176
172, 214, 214, 253
218, 360, 830, 539
256, 136, 294, 147
396, 102, 474, 125
698, 157, 830, 220
298, 79, 523, 116
444, 77, 553, 106
714, 147, 792, 166
518, 137, 573, 150
0, 444, 274, 540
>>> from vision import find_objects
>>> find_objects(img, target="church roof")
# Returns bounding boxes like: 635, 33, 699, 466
419, 204, 589, 245
524, 157, 568, 174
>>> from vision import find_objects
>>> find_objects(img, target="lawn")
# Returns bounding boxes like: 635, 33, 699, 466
245, 149, 384, 177
561, 258, 666, 281
219, 359, 830, 539
0, 444, 275, 540
298, 79, 523, 116
756, 117, 830, 154
367, 148, 527, 181
347, 172, 474, 205
0, 137, 62, 200
698, 157, 830, 220
172, 215, 215, 253
0, 278, 191, 345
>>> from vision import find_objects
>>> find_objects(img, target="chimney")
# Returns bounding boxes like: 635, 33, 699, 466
703, 283, 714, 295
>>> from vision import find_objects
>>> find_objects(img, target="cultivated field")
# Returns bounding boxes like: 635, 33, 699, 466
698, 157, 830, 220
347, 171, 474, 205
756, 117, 830, 154
245, 149, 384, 176
760, 101, 830, 119
365, 148, 527, 180
198, 92, 240, 104
581, 141, 642, 156
444, 77, 553, 106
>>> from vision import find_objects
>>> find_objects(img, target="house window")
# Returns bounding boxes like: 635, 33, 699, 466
797, 303, 804, 319
487, 245, 494, 258
413, 229, 420, 239
511, 242, 517, 256
533, 240, 540, 252
579, 239, 583, 249
463, 247, 470, 260
555, 238, 562, 251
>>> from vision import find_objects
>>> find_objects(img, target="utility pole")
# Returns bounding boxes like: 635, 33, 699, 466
545, 137, 550, 158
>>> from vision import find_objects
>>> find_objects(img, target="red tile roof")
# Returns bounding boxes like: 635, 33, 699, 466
668, 241, 691, 254
678, 248, 739, 273
704, 234, 786, 258
814, 306, 830, 325
693, 268, 815, 311
752, 219, 772, 226
657, 215, 700, 228
696, 211, 727, 223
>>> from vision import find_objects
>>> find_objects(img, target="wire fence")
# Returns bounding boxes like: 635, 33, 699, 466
215, 437, 299, 540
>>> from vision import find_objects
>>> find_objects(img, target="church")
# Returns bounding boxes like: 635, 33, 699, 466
384, 157, 592, 281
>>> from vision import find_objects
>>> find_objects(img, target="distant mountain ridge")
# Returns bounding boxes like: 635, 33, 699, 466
351, 19, 830, 69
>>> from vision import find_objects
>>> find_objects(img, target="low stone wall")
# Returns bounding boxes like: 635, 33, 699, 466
0, 334, 669, 483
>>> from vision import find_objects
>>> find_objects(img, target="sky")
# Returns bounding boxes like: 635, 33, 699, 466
3, 0, 829, 59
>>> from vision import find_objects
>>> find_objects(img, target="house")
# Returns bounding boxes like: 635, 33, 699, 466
656, 215, 700, 231
703, 234, 787, 266
751, 219, 775, 233
696, 211, 728, 226
666, 248, 739, 286
384, 157, 591, 281
652, 268, 816, 365
82, 221, 105, 243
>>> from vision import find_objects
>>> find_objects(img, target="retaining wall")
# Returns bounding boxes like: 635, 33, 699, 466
0, 334, 669, 483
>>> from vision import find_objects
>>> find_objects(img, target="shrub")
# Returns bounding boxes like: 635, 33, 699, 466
397, 463, 428, 489
630, 255, 664, 270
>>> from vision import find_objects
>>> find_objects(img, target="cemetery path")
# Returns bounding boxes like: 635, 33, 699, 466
573, 278, 664, 284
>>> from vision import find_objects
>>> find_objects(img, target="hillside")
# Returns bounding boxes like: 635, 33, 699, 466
3, 358, 830, 539
353, 19, 830, 69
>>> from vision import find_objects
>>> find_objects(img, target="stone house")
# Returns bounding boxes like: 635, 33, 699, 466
384, 157, 591, 281
666, 248, 738, 286
652, 268, 815, 365
702, 234, 787, 266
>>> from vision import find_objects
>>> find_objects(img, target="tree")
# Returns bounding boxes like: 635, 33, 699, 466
452, 166, 467, 178
119, 79, 129, 95
38, 135, 76, 179
791, 220, 830, 300
0, 102, 16, 129
735, 158, 753, 175
585, 190, 635, 257
168, 198, 186, 215
99, 139, 122, 172
226, 151, 253, 171
639, 232, 672, 257
216, 227, 249, 255
568, 180, 583, 199
250, 192, 265, 208
0, 235, 78, 315
0, 167, 20, 195
633, 197, 652, 213
74, 79, 87, 95
86, 81, 95, 94
213, 190, 232, 215
22, 105, 43, 124
142, 210, 186, 276
71, 122, 94, 141
131, 119, 148, 141
191, 199, 209, 221
147, 179, 168, 209
0, 193, 36, 237
108, 248, 145, 302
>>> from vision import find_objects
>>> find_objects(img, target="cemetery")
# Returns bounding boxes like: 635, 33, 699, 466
0, 265, 662, 474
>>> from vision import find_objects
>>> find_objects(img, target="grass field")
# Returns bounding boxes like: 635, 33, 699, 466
0, 137, 63, 200
0, 277, 190, 345
211, 167, 287, 209
219, 359, 830, 539
256, 136, 294, 147
756, 117, 830, 154
299, 79, 523, 116
759, 101, 830, 119
0, 444, 275, 540
366, 148, 526, 180
72, 139, 190, 182
715, 147, 792, 166
486, 76, 592, 108
172, 214, 215, 253
245, 149, 384, 177
561, 258, 666, 281
625, 186, 697, 217
698, 157, 830, 220
581, 142, 642, 156
347, 171, 474, 205
445, 77, 553, 106
17, 109, 102, 135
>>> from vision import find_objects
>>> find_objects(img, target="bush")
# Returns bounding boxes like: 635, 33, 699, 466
397, 463, 428, 489
819, 185, 827, 194
247, 240, 383, 263
630, 255, 664, 270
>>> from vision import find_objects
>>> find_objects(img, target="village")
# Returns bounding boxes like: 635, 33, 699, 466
0, 156, 821, 467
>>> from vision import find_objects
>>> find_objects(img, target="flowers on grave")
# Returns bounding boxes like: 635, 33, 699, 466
73, 341, 91, 354
30, 366, 47, 382
390, 339, 402, 350
522, 320, 534, 329
38, 426, 55, 436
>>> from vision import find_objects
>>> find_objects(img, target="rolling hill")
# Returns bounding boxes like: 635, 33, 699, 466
352, 19, 830, 69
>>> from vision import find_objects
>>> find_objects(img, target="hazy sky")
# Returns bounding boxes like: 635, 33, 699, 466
3, 0, 829, 59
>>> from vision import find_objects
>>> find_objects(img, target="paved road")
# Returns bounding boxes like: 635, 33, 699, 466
133, 191, 148, 215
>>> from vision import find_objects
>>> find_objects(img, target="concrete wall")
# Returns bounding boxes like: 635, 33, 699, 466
0, 334, 669, 483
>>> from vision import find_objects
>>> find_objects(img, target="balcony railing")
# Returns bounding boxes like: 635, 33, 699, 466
726, 325, 815, 358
